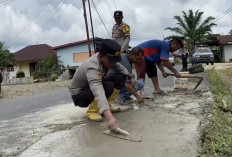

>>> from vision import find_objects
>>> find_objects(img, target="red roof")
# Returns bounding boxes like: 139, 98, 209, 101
14, 44, 56, 62
217, 35, 232, 45
52, 39, 93, 50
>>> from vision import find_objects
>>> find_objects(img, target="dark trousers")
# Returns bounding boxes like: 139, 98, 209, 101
182, 54, 188, 71
71, 73, 126, 107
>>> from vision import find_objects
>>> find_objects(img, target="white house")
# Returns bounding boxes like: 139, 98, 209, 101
217, 35, 232, 62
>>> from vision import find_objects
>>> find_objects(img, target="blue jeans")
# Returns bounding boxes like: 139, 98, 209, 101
119, 80, 144, 102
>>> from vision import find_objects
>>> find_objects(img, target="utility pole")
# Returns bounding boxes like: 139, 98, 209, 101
82, 0, 92, 57
87, 0, 96, 53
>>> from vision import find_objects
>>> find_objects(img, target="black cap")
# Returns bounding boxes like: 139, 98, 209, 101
114, 10, 123, 17
99, 39, 122, 62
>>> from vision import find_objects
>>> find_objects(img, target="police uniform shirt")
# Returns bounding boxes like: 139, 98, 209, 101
70, 53, 130, 114
112, 22, 130, 51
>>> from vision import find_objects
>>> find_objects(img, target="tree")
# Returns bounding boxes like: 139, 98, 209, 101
229, 30, 232, 35
0, 41, 15, 68
34, 55, 64, 80
165, 10, 216, 52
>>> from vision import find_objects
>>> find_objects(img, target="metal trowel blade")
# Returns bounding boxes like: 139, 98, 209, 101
103, 130, 142, 142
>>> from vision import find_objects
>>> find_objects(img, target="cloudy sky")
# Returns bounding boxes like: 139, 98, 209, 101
0, 0, 232, 52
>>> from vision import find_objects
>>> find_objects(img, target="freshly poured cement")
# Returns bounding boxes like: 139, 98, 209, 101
0, 75, 212, 157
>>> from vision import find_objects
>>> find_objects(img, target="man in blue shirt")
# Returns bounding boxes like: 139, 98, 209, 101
134, 38, 183, 94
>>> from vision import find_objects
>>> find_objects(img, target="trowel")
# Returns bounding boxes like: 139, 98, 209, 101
103, 127, 142, 142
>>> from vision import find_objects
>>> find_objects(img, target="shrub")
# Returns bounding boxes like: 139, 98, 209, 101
50, 73, 57, 81
32, 71, 48, 79
16, 71, 25, 78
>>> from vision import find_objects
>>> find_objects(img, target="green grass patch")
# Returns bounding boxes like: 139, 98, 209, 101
199, 69, 232, 156
221, 68, 232, 80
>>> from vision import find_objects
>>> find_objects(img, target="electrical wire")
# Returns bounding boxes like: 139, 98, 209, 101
213, 6, 232, 23
112, 0, 117, 10
8, 0, 54, 42
91, 0, 111, 37
12, 0, 68, 49
104, 0, 113, 13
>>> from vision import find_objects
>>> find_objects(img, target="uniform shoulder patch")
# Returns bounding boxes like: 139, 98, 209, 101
122, 25, 130, 36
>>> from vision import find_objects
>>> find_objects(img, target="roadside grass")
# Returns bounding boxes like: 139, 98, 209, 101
199, 69, 232, 157
222, 68, 232, 80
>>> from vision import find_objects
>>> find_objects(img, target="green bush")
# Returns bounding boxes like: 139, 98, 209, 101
32, 71, 48, 79
16, 71, 25, 78
50, 73, 57, 81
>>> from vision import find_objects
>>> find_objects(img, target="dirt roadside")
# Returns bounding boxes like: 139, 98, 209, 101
0, 80, 71, 101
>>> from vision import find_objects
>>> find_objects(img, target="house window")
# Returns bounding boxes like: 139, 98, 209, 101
6, 66, 14, 72
73, 52, 95, 63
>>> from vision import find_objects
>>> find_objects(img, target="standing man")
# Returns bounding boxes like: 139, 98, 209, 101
112, 10, 130, 53
180, 37, 189, 71
173, 37, 189, 71
69, 39, 137, 130
133, 38, 183, 94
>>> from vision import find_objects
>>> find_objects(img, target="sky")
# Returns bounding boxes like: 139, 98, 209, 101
0, 0, 231, 52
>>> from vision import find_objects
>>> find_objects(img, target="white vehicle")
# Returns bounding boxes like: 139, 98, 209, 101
169, 55, 175, 66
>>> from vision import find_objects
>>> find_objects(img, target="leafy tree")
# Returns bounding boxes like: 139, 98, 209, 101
165, 9, 216, 52
0, 41, 15, 68
229, 30, 232, 35
34, 55, 64, 80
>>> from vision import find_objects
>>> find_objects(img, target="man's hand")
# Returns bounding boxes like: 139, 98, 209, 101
103, 110, 118, 130
136, 96, 144, 104
162, 72, 168, 78
108, 117, 118, 130
174, 72, 181, 78
131, 78, 138, 90
120, 48, 125, 53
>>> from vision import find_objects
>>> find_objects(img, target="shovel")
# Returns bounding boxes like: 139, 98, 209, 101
166, 73, 203, 90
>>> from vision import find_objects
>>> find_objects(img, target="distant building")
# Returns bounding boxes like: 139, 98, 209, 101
217, 35, 232, 62
3, 44, 56, 79
52, 39, 95, 68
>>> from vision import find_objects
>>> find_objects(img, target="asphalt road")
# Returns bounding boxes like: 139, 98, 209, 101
0, 88, 72, 121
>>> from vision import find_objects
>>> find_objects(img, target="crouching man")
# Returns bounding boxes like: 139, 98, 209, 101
118, 47, 145, 103
69, 39, 137, 130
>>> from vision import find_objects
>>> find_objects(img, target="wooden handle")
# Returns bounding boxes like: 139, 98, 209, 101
166, 73, 202, 79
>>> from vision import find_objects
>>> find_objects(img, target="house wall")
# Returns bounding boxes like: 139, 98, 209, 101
224, 45, 232, 62
57, 42, 94, 67
18, 62, 30, 77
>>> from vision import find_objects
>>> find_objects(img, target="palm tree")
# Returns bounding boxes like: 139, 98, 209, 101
165, 10, 216, 52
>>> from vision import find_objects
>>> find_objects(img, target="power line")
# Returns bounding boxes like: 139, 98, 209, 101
104, 0, 113, 13
213, 6, 232, 23
112, 0, 117, 10
96, 0, 113, 22
12, 0, 68, 49
91, 0, 111, 37
8, 0, 54, 42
